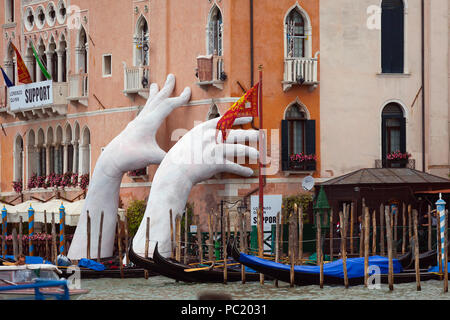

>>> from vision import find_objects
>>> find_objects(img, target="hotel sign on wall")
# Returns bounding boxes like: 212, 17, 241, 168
9, 80, 53, 111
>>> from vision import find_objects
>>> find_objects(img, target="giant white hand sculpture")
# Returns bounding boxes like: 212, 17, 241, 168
68, 74, 191, 260
132, 116, 259, 258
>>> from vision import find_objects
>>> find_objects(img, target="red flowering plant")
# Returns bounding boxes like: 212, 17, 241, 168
290, 153, 317, 163
36, 175, 46, 188
386, 151, 411, 161
71, 173, 79, 187
27, 173, 38, 189
80, 174, 90, 191
61, 172, 73, 188
12, 181, 22, 193
127, 168, 147, 177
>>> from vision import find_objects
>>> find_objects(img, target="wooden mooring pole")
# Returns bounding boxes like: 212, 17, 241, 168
372, 210, 377, 255
380, 204, 385, 256
86, 211, 91, 260
413, 209, 421, 291
275, 211, 280, 287
44, 210, 48, 260
385, 206, 394, 291
350, 202, 354, 255
222, 211, 228, 284
364, 207, 370, 287
329, 208, 334, 263
316, 210, 323, 289
19, 216, 23, 257
117, 214, 124, 279
402, 204, 406, 255
51, 212, 57, 265
428, 205, 432, 252
97, 211, 104, 262
339, 211, 349, 288
144, 216, 150, 279
289, 214, 295, 287
170, 209, 174, 259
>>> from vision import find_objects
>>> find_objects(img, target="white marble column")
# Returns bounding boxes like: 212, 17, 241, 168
63, 143, 68, 173
72, 140, 78, 174
24, 55, 35, 82
45, 144, 51, 176
56, 49, 65, 82
45, 51, 54, 81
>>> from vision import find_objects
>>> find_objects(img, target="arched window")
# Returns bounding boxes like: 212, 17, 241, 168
286, 9, 305, 58
382, 103, 406, 167
14, 135, 23, 183
207, 6, 223, 56
4, 42, 16, 85
134, 16, 149, 67
381, 0, 404, 73
281, 102, 316, 171
5, 0, 14, 23
76, 27, 88, 73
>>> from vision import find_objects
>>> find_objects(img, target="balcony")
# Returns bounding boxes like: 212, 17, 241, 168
282, 57, 319, 92
67, 72, 88, 106
286, 158, 317, 172
196, 54, 225, 90
375, 158, 416, 169
123, 64, 150, 99
0, 82, 68, 120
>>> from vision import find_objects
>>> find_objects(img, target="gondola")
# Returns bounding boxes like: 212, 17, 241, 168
151, 242, 262, 283
129, 238, 199, 282
229, 240, 441, 286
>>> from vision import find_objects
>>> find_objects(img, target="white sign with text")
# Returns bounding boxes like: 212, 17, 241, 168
9, 80, 53, 111
250, 195, 282, 231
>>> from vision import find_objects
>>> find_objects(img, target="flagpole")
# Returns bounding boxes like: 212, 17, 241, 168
258, 65, 264, 260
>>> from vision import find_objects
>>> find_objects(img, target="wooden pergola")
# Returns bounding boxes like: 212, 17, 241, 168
315, 168, 450, 220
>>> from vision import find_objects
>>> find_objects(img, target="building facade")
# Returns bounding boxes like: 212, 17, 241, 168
319, 0, 449, 180
0, 0, 321, 227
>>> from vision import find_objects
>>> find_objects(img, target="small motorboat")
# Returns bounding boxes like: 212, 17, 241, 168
0, 264, 89, 300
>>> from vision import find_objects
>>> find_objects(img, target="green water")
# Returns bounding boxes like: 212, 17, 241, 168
78, 276, 450, 300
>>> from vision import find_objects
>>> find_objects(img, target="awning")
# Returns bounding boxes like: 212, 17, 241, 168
0, 199, 125, 226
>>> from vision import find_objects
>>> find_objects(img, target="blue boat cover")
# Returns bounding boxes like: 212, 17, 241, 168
428, 265, 448, 273
4, 255, 53, 265
239, 253, 403, 279
78, 258, 105, 271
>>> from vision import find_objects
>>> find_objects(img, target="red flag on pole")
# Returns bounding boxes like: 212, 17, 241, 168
11, 43, 32, 84
216, 82, 259, 142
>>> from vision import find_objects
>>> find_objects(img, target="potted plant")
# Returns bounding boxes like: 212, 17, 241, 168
289, 153, 317, 171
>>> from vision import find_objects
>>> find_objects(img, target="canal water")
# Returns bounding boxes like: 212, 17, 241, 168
78, 276, 450, 300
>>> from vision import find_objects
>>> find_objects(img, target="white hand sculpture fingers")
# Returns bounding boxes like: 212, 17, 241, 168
150, 74, 176, 107
224, 129, 259, 144
216, 143, 259, 160
224, 160, 255, 177
150, 86, 192, 125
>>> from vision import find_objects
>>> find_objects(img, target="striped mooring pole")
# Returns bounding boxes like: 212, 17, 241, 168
2, 205, 7, 258
28, 204, 34, 257
436, 194, 446, 268
59, 203, 65, 255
